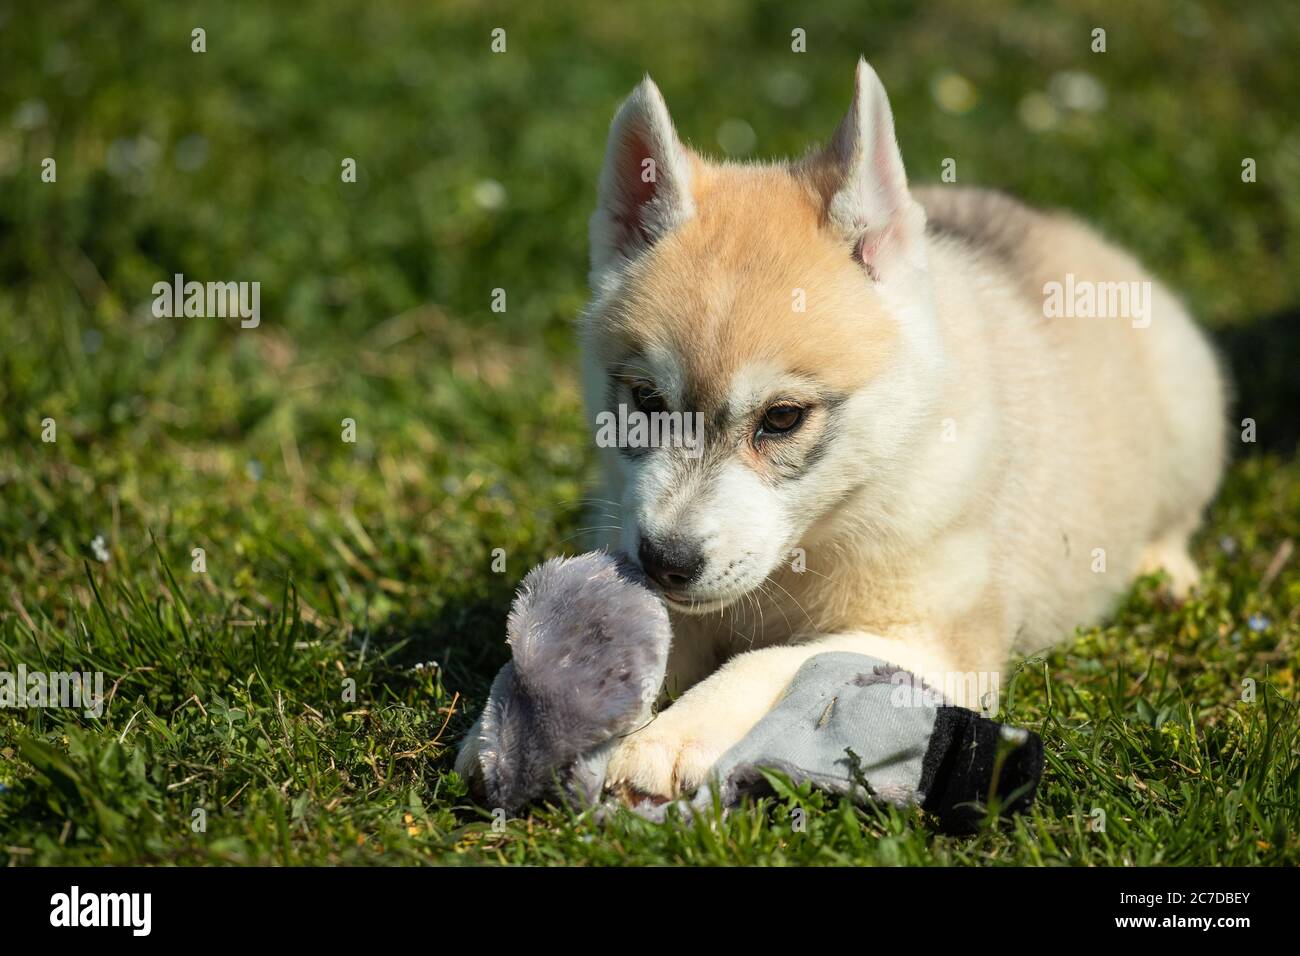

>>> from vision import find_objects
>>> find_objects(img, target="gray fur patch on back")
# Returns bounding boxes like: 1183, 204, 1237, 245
914, 185, 1051, 303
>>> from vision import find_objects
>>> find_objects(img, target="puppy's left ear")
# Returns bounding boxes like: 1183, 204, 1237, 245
812, 58, 927, 281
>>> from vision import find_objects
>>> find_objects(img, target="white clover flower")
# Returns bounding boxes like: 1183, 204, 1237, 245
1000, 726, 1029, 746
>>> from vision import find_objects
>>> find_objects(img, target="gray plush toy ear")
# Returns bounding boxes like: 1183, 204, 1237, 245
472, 551, 672, 812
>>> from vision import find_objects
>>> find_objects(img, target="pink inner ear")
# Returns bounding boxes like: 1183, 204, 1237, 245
615, 128, 658, 244
853, 230, 885, 282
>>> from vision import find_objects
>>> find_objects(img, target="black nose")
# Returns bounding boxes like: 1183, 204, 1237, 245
637, 536, 705, 592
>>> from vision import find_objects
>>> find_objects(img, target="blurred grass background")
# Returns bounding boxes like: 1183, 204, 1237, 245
0, 0, 1297, 864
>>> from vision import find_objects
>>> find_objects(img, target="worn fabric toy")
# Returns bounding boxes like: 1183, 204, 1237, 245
457, 551, 1043, 831
679, 652, 1042, 833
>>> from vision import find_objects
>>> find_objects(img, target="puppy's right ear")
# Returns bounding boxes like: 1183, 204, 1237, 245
589, 76, 695, 285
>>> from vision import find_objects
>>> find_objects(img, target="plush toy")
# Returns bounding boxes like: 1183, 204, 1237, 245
456, 550, 671, 813
456, 550, 1043, 832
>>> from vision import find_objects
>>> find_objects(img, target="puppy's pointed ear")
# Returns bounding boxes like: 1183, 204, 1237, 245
589, 76, 695, 283
814, 58, 927, 280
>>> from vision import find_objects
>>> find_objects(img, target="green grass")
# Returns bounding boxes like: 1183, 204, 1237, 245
1, 0, 1298, 865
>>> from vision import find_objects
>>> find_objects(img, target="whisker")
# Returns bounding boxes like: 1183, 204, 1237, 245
554, 525, 623, 549
761, 576, 815, 634
756, 579, 797, 638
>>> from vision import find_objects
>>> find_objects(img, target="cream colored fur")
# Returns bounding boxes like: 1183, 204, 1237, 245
572, 59, 1227, 801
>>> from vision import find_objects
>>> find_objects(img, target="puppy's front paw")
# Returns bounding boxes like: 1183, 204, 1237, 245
605, 704, 747, 802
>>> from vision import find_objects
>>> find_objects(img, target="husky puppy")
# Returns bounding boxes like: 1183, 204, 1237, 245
575, 58, 1227, 800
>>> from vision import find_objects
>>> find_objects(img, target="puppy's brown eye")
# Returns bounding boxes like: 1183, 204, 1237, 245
759, 404, 804, 435
631, 382, 666, 415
